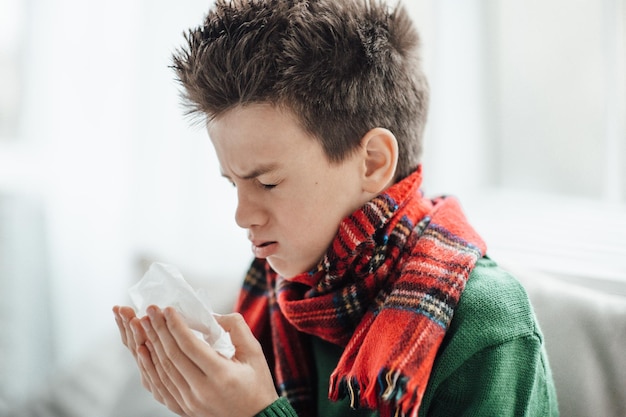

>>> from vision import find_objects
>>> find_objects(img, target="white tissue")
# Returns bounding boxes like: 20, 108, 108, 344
128, 262, 235, 359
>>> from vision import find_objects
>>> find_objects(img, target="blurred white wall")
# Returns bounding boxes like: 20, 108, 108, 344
0, 0, 251, 403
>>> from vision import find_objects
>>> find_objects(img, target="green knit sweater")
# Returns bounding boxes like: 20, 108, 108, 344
256, 257, 559, 416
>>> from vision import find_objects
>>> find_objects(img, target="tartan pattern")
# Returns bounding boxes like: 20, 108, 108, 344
235, 168, 486, 417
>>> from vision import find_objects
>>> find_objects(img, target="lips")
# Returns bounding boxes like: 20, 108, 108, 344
251, 240, 278, 258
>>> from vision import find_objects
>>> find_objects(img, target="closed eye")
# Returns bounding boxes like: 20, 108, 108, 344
258, 182, 277, 190
221, 170, 279, 190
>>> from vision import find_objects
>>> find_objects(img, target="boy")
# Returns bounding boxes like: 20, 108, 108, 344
113, 0, 559, 416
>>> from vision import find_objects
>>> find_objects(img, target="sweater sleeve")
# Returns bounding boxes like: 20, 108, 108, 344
424, 334, 559, 416
255, 397, 299, 417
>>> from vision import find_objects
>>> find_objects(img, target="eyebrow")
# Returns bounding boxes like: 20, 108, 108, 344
221, 163, 280, 180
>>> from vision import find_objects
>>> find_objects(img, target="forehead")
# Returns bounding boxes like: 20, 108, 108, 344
206, 104, 329, 175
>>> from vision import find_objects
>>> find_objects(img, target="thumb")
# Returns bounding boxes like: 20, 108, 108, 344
214, 313, 262, 360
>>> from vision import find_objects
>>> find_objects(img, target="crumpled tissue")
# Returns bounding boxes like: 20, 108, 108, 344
128, 262, 235, 359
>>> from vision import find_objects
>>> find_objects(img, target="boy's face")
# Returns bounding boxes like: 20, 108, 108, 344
208, 104, 371, 279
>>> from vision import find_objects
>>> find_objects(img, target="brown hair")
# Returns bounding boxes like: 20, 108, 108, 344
172, 0, 429, 180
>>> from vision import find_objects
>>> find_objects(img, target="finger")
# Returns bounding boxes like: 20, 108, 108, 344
116, 307, 189, 416
114, 306, 153, 392
162, 307, 226, 372
138, 339, 187, 415
118, 307, 139, 343
112, 306, 128, 346
113, 305, 134, 348
134, 343, 156, 394
143, 308, 196, 396
214, 313, 262, 359
118, 305, 138, 322
116, 307, 141, 357
130, 318, 148, 346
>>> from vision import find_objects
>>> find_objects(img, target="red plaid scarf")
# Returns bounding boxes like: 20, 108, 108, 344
235, 168, 486, 417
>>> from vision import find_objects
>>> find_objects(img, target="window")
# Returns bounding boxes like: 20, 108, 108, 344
409, 0, 626, 287
488, 0, 625, 201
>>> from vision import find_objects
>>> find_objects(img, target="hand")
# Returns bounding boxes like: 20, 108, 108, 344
113, 305, 147, 360
137, 306, 278, 417
113, 305, 190, 415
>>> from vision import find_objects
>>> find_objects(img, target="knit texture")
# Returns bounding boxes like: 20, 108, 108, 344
255, 397, 298, 417
237, 168, 486, 417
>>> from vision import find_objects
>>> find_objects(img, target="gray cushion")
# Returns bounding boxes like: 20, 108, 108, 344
509, 264, 626, 417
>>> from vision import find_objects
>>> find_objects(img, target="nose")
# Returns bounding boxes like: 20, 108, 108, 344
234, 188, 267, 229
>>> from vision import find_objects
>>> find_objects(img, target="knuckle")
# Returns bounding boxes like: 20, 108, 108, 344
163, 343, 184, 364
161, 356, 178, 375
231, 312, 246, 325
222, 312, 247, 331
150, 316, 166, 332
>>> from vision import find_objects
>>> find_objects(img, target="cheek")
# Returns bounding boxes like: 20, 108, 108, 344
295, 203, 347, 253
280, 199, 338, 248
279, 171, 362, 242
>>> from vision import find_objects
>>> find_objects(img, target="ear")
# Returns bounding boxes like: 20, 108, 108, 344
360, 128, 398, 194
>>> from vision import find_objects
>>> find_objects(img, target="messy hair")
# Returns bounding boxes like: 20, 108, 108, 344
172, 0, 429, 180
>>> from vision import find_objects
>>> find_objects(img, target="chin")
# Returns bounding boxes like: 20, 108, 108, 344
267, 259, 309, 280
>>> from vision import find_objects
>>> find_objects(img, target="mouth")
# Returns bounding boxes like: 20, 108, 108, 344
251, 240, 278, 258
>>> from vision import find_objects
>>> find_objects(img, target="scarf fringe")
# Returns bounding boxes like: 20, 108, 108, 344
329, 368, 422, 417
